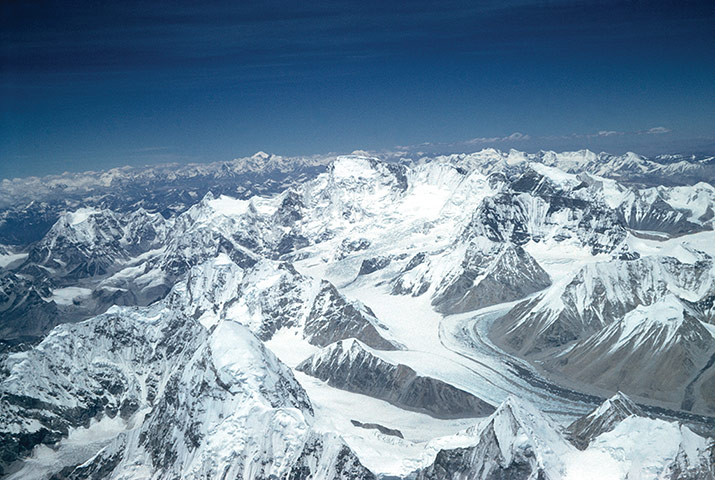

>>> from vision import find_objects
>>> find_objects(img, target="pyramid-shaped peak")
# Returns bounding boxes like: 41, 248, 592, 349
495, 394, 539, 417
484, 395, 571, 453
416, 396, 573, 479
595, 391, 644, 418
566, 392, 645, 450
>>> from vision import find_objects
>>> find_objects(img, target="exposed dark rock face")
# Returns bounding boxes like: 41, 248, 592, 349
273, 190, 306, 226
0, 270, 61, 344
48, 434, 128, 480
337, 238, 372, 259
417, 445, 536, 480
663, 440, 715, 480
432, 243, 551, 315
358, 256, 392, 276
2, 152, 715, 478
463, 167, 635, 258
0, 209, 176, 344
619, 195, 702, 235
159, 257, 400, 353
492, 260, 715, 414
304, 281, 400, 350
548, 301, 714, 413
288, 433, 377, 480
26, 209, 169, 281
403, 252, 427, 272
297, 339, 494, 418
350, 420, 404, 438
0, 294, 376, 479
510, 167, 565, 197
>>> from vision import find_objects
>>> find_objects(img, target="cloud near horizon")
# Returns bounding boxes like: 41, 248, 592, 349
465, 132, 531, 145
646, 126, 672, 134
564, 126, 673, 139
398, 125, 674, 152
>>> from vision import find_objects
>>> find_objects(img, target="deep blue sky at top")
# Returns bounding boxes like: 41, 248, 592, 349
1, 0, 714, 179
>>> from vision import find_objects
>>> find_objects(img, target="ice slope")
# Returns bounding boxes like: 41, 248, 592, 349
583, 417, 714, 480
0, 261, 374, 479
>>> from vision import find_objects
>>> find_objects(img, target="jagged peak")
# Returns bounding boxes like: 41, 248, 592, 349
40, 207, 127, 250
483, 395, 565, 442
566, 391, 646, 450
349, 149, 373, 157
623, 151, 645, 160
474, 147, 503, 156
491, 395, 546, 422
589, 391, 644, 420
505, 148, 529, 165
597, 293, 715, 359
455, 395, 575, 475
307, 337, 375, 363
51, 207, 117, 232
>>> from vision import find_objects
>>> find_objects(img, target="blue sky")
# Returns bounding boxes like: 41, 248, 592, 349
1, 0, 714, 179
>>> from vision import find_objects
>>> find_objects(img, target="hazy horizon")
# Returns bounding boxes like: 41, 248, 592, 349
3, 144, 715, 183
2, 1, 714, 180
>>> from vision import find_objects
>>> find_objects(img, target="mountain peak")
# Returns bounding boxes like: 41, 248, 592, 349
600, 391, 642, 415
566, 391, 645, 449
617, 294, 688, 347
588, 391, 644, 424
417, 396, 573, 479
63, 207, 102, 226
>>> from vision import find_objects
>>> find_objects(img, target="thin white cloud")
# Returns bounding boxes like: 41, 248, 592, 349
464, 136, 500, 145
465, 132, 531, 145
646, 126, 671, 134
504, 132, 531, 141
575, 127, 670, 138
396, 126, 673, 153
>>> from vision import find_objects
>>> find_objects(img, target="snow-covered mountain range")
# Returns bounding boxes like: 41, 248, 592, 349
1, 149, 714, 479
